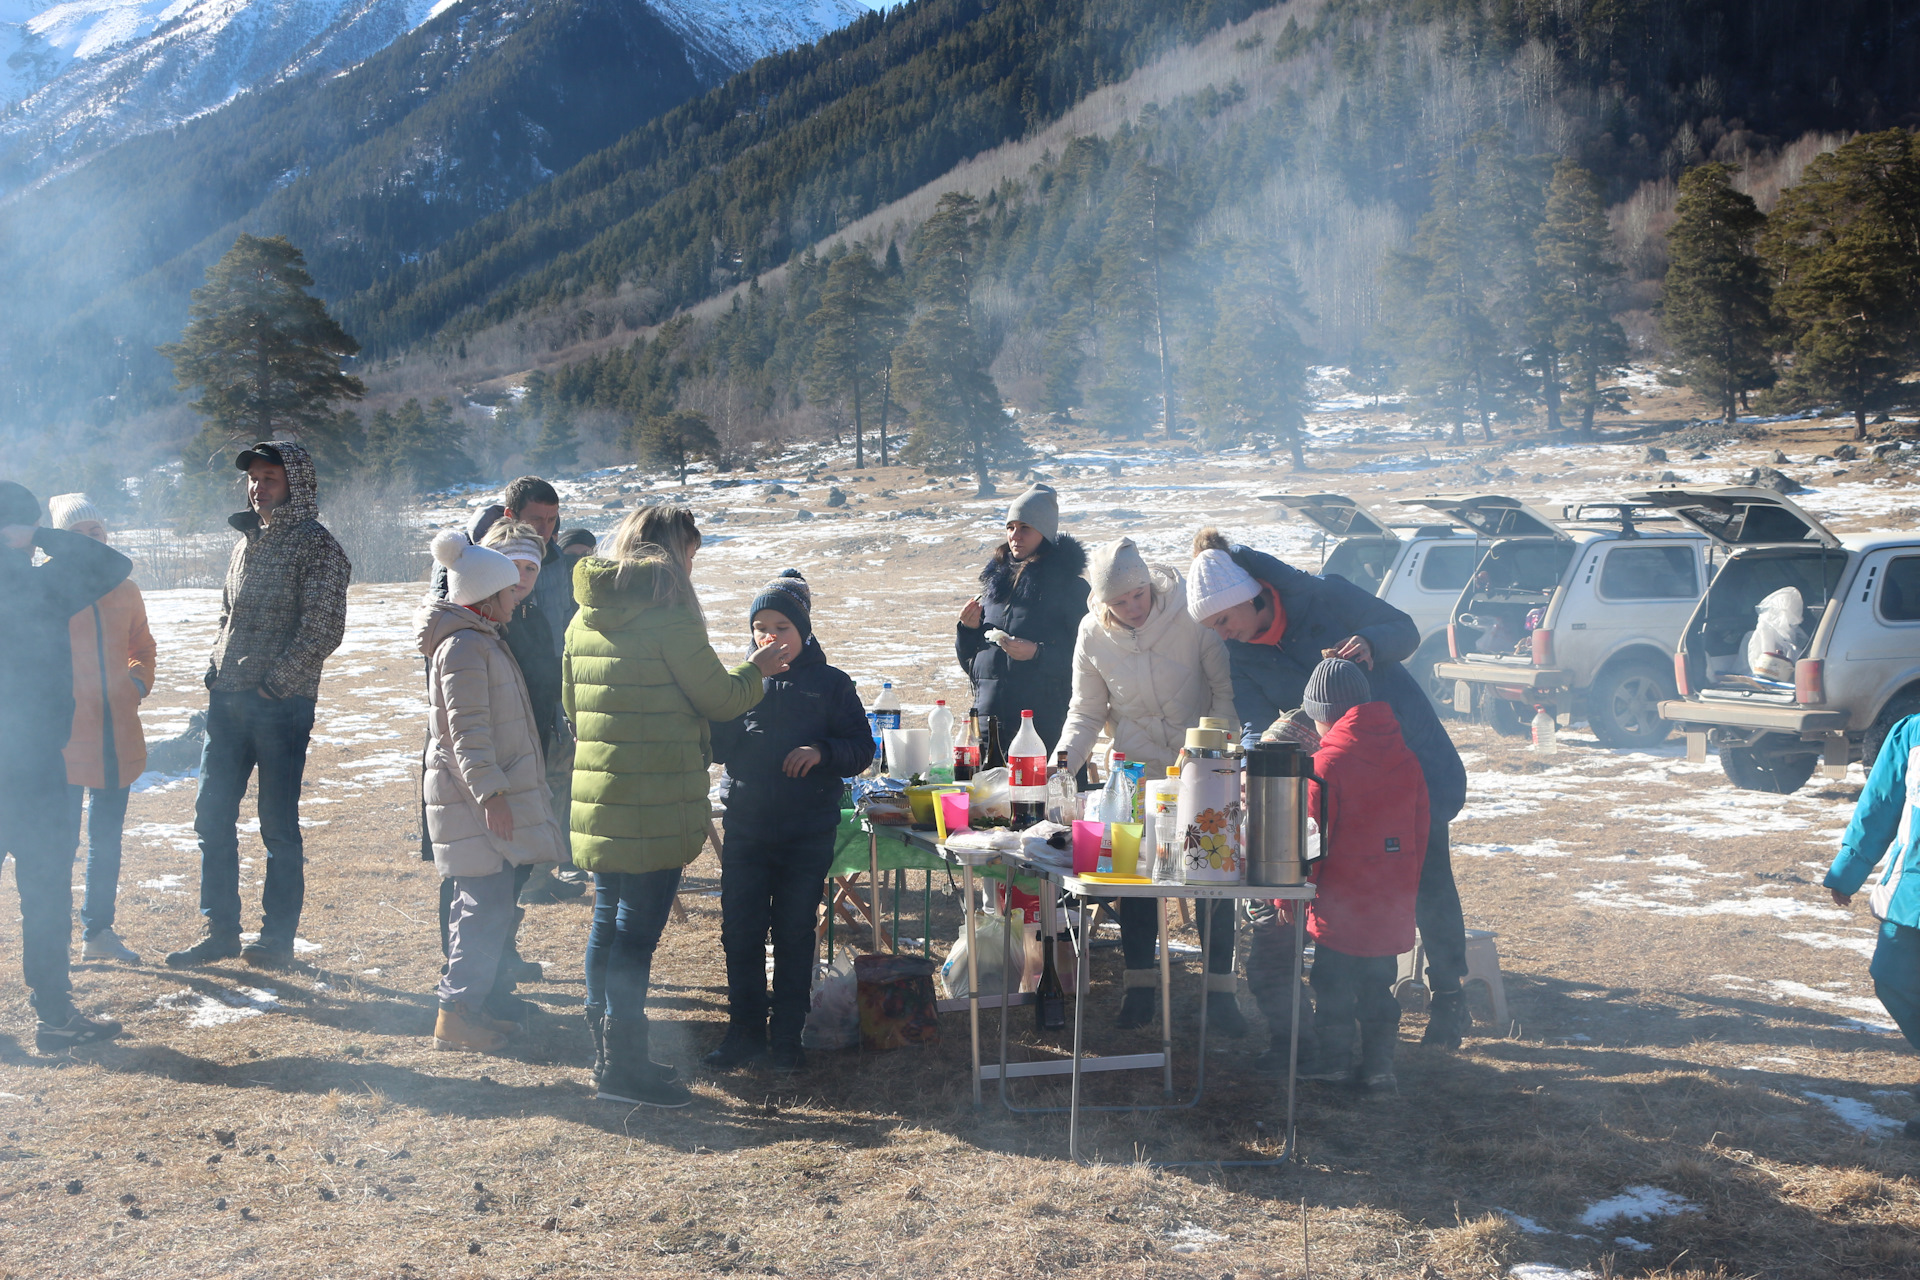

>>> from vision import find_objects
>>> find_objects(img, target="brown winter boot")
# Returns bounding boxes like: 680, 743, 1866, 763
433, 1003, 507, 1053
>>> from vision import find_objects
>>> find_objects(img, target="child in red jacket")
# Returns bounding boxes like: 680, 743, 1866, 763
1297, 658, 1428, 1089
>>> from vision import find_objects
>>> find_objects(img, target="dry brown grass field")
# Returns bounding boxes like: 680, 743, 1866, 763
5, 399, 1920, 1279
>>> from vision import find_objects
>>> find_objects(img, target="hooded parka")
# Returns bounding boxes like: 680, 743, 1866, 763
564, 556, 764, 874
418, 599, 566, 876
1306, 701, 1430, 956
206, 440, 351, 700
1056, 565, 1236, 774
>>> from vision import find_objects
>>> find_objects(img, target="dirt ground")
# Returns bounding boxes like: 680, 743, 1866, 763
5, 386, 1920, 1279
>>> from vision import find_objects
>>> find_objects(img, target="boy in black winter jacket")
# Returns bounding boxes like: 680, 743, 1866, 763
708, 570, 874, 1072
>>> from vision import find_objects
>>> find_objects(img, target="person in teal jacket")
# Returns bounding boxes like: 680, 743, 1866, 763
1825, 715, 1920, 1082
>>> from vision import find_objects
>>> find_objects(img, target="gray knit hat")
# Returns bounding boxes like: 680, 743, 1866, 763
1006, 483, 1059, 543
1302, 658, 1371, 726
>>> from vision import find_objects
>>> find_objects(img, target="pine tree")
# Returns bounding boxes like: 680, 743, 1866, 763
1761, 129, 1920, 439
1537, 161, 1628, 438
895, 193, 1023, 495
1381, 164, 1503, 444
1475, 148, 1562, 432
1657, 162, 1775, 426
805, 251, 904, 470
1197, 239, 1314, 466
529, 404, 580, 474
639, 410, 718, 484
162, 234, 365, 455
1086, 161, 1187, 440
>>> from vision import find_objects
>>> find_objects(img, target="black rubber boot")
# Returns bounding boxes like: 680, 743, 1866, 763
1205, 984, 1251, 1039
1422, 989, 1468, 1050
597, 1018, 691, 1108
704, 1022, 767, 1071
1359, 1021, 1398, 1090
1115, 971, 1157, 1029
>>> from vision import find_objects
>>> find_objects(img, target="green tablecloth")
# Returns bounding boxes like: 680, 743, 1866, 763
827, 811, 948, 878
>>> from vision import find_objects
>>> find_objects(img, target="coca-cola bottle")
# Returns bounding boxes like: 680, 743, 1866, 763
952, 708, 980, 782
1007, 710, 1048, 830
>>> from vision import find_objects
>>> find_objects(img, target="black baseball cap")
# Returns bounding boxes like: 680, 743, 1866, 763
235, 442, 286, 470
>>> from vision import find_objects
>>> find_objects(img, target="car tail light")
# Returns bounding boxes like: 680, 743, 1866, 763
1795, 658, 1824, 705
1448, 623, 1460, 660
1530, 629, 1554, 667
1673, 652, 1691, 698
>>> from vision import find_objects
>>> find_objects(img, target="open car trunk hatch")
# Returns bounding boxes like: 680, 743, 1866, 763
1398, 494, 1566, 541
1258, 492, 1397, 540
1627, 487, 1841, 549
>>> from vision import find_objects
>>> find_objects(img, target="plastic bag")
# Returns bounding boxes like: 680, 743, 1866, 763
855, 953, 941, 1051
1747, 587, 1807, 682
941, 906, 1013, 1000
969, 766, 1011, 823
801, 952, 859, 1051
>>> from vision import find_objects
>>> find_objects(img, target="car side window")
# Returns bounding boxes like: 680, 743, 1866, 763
1418, 543, 1480, 592
1877, 556, 1920, 621
1597, 545, 1699, 600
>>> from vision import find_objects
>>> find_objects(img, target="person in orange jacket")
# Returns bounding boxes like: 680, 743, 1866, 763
50, 495, 156, 965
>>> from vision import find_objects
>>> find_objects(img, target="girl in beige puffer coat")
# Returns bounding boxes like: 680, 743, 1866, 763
1055, 539, 1242, 1033
419, 532, 565, 1052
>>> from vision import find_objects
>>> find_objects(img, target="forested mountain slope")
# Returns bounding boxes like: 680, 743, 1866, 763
0, 0, 863, 427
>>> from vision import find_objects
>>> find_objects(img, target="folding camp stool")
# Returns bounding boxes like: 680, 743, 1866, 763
1392, 928, 1509, 1030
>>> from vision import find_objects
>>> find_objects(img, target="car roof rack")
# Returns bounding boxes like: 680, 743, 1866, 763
1559, 502, 1684, 537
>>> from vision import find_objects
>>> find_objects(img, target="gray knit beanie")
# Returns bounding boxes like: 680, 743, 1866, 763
1302, 658, 1371, 726
1006, 484, 1060, 543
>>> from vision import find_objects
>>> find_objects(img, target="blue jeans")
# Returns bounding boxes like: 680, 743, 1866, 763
583, 868, 683, 1023
719, 828, 834, 1042
193, 691, 316, 943
65, 784, 131, 938
1871, 920, 1920, 1054
1, 753, 78, 1017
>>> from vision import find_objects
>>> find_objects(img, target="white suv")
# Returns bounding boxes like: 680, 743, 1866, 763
1637, 486, 1920, 794
1260, 492, 1487, 706
1421, 495, 1710, 748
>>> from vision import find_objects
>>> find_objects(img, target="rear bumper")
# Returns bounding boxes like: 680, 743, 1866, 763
1657, 699, 1848, 735
1433, 661, 1570, 694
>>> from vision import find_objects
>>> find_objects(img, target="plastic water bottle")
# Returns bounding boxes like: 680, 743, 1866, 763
1007, 710, 1049, 830
927, 700, 955, 783
1531, 705, 1558, 754
873, 682, 901, 731
1147, 770, 1183, 884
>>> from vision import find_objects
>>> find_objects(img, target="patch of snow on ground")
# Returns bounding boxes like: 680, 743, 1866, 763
156, 985, 282, 1028
1511, 1266, 1598, 1280
1803, 1091, 1904, 1136
1783, 931, 1878, 958
1164, 1224, 1227, 1254
1766, 980, 1895, 1028
1496, 1209, 1553, 1235
1578, 1185, 1697, 1228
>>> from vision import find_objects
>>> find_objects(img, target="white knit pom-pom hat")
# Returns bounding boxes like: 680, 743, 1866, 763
1187, 547, 1261, 622
432, 529, 520, 606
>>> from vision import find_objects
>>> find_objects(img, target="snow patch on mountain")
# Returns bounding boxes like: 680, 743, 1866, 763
0, 0, 866, 190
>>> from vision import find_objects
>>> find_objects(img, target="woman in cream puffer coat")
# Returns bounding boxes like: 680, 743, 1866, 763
418, 530, 566, 1053
1055, 540, 1241, 1032
419, 600, 568, 877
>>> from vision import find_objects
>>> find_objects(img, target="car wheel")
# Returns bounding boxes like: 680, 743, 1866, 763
1864, 690, 1920, 770
1587, 660, 1676, 749
1413, 634, 1455, 716
1720, 744, 1818, 794
1480, 693, 1530, 738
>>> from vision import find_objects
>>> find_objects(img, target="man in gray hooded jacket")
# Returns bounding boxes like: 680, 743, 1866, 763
168, 441, 351, 970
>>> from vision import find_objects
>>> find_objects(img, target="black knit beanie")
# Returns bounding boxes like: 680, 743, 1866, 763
0, 481, 40, 529
749, 569, 813, 638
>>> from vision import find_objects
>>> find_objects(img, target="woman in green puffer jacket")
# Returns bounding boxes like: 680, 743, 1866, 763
564, 504, 788, 1107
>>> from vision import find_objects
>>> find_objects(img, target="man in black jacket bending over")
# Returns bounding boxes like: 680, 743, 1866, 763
0, 481, 132, 1051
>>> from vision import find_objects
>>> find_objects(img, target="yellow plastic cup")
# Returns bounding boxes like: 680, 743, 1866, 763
1110, 823, 1145, 878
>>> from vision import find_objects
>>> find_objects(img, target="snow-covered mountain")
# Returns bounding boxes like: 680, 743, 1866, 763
0, 0, 866, 189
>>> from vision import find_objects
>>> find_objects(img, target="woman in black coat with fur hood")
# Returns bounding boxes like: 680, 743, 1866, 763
956, 484, 1089, 752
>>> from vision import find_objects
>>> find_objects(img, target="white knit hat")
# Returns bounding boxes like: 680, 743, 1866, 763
1088, 537, 1150, 603
432, 530, 520, 606
48, 493, 103, 530
1187, 548, 1260, 622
